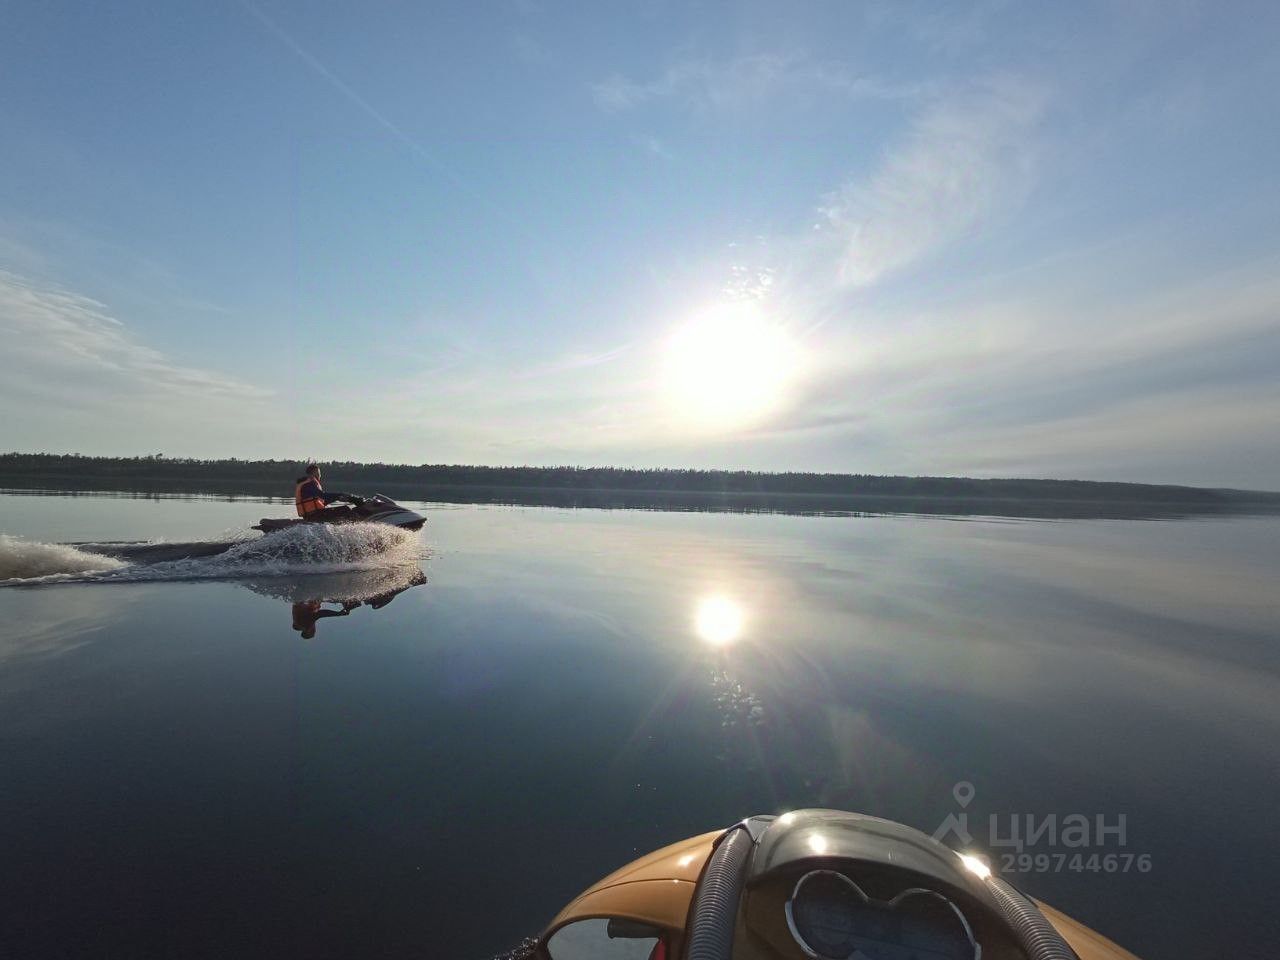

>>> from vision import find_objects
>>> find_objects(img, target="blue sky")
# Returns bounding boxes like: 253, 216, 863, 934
2, 1, 1278, 486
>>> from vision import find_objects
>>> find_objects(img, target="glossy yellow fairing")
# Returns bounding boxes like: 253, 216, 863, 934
545, 830, 720, 947
1038, 901, 1143, 960
543, 828, 1143, 960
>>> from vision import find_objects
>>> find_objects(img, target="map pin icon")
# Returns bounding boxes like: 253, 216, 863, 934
953, 781, 976, 808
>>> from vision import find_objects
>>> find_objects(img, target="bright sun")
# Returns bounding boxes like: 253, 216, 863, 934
661, 301, 802, 429
695, 595, 744, 647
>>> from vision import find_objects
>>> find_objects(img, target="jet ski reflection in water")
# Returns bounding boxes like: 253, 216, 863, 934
516, 808, 1141, 960
291, 599, 356, 639
242, 565, 427, 639
253, 463, 426, 535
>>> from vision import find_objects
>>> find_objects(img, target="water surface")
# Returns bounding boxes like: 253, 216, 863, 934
1, 492, 1277, 958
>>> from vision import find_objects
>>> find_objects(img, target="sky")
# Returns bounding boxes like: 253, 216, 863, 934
1, 0, 1278, 487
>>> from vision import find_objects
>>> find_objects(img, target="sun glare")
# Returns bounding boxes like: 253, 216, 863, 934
695, 595, 744, 647
661, 302, 802, 429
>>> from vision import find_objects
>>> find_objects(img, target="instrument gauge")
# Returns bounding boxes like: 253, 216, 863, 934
785, 871, 980, 960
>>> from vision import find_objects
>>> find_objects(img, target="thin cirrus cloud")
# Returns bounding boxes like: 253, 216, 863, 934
591, 52, 921, 112
666, 55, 1280, 489
817, 76, 1046, 288
0, 269, 270, 409
705, 77, 1051, 433
763, 239, 1280, 485
581, 65, 1060, 463
939, 380, 1280, 485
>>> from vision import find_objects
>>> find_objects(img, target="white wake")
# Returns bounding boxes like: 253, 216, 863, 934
0, 524, 423, 586
0, 534, 127, 582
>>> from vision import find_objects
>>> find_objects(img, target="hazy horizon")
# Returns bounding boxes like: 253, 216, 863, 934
2, 2, 1278, 487
6, 450, 1280, 497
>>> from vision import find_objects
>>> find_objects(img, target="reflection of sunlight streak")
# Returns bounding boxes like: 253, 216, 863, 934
611, 595, 751, 772
692, 588, 780, 804
609, 657, 705, 771
742, 714, 782, 810
696, 595, 744, 646
959, 853, 991, 879
606, 575, 782, 789
710, 668, 764, 731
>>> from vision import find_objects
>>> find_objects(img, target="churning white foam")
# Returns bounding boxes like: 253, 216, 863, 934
0, 534, 128, 583
0, 523, 423, 585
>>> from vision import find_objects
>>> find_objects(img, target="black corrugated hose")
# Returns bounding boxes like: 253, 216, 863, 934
986, 876, 1079, 960
684, 827, 754, 960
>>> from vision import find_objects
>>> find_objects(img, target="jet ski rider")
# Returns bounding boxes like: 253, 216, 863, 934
294, 463, 350, 520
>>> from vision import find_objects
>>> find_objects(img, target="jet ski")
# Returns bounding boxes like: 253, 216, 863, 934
252, 494, 426, 534
531, 808, 1140, 960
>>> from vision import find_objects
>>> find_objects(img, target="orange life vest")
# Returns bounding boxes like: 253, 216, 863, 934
295, 476, 325, 517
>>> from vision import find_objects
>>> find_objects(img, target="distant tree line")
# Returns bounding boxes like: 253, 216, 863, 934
0, 452, 1272, 504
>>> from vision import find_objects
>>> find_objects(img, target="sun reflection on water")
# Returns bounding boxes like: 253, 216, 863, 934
695, 594, 745, 647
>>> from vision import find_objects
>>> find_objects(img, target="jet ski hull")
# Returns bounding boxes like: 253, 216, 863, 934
252, 495, 426, 534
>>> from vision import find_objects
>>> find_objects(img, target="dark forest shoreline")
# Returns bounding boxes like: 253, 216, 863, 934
3, 453, 1278, 520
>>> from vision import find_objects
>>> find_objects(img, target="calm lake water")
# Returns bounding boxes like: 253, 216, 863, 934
1, 491, 1277, 959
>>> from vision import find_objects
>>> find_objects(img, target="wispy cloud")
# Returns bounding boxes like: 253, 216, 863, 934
940, 380, 1280, 484
578, 54, 1280, 485
631, 134, 674, 161
819, 76, 1046, 287
592, 52, 920, 112
515, 344, 631, 380
0, 270, 269, 407
752, 240, 1280, 484
861, 0, 1007, 56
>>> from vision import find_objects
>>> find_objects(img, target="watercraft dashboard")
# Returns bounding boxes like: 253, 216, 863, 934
739, 861, 1028, 960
